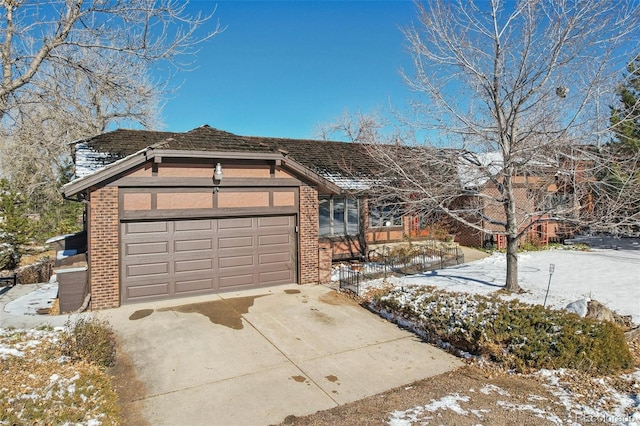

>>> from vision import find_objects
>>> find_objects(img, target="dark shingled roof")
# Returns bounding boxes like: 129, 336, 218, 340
77, 126, 272, 156
250, 136, 381, 179
75, 125, 382, 180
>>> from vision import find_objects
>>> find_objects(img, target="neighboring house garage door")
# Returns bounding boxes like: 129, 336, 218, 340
120, 216, 297, 304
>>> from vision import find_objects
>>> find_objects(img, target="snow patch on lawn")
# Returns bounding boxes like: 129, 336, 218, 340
388, 393, 471, 425
367, 247, 640, 425
359, 249, 640, 324
480, 384, 510, 396
496, 400, 564, 424
0, 327, 108, 425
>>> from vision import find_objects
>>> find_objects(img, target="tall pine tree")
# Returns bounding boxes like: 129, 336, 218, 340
610, 55, 640, 153
601, 54, 640, 234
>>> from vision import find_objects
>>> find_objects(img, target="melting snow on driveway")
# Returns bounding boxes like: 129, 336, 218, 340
3, 280, 58, 316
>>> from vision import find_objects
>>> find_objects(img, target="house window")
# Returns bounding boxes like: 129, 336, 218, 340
369, 202, 403, 228
319, 196, 360, 237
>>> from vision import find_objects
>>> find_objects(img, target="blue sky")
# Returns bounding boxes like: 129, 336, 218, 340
160, 1, 417, 139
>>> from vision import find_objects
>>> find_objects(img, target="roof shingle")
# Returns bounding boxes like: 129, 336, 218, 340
74, 125, 381, 188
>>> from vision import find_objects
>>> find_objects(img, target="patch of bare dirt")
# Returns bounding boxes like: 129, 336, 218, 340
319, 289, 361, 306
18, 249, 55, 267
628, 332, 640, 367
277, 365, 611, 426
109, 341, 149, 426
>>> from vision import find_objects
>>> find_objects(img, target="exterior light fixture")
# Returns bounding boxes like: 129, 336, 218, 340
214, 163, 223, 181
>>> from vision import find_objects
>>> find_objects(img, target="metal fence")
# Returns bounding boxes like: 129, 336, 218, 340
338, 244, 464, 295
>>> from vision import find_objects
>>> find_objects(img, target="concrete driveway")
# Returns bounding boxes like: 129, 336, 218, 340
97, 284, 462, 426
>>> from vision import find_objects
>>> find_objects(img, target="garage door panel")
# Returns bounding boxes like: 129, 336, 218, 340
219, 254, 254, 268
258, 234, 292, 246
254, 246, 294, 257
257, 225, 293, 235
258, 216, 292, 227
127, 262, 169, 277
175, 258, 214, 273
259, 270, 295, 285
126, 282, 171, 300
175, 278, 215, 294
125, 241, 169, 256
218, 236, 254, 249
174, 238, 213, 253
125, 221, 168, 234
174, 219, 214, 232
257, 227, 293, 237
219, 274, 255, 289
121, 215, 297, 304
218, 217, 253, 230
259, 252, 291, 265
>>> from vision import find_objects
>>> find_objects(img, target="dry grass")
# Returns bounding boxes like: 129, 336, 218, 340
19, 249, 55, 267
0, 326, 121, 425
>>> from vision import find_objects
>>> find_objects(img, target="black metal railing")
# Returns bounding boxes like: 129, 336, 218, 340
338, 244, 464, 295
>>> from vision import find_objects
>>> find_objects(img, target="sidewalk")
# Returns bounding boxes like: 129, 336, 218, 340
459, 245, 490, 263
0, 282, 85, 328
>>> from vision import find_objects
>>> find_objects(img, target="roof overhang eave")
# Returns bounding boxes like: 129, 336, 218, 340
63, 148, 343, 197
281, 157, 341, 195
148, 149, 285, 162
63, 149, 149, 197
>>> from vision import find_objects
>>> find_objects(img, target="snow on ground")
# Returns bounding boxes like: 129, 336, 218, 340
387, 371, 640, 426
351, 244, 640, 425
1, 242, 638, 424
358, 248, 640, 324
389, 394, 472, 425
0, 327, 110, 425
3, 279, 58, 316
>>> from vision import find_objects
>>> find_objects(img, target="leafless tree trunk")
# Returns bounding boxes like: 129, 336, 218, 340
0, 0, 220, 121
402, 0, 638, 292
325, 0, 639, 293
0, 0, 221, 224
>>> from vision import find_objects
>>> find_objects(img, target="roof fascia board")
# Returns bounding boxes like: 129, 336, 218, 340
63, 151, 149, 197
148, 149, 284, 161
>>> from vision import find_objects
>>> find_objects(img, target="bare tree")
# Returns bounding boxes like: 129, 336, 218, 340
0, 0, 220, 122
316, 110, 390, 144
0, 0, 221, 234
335, 1, 639, 292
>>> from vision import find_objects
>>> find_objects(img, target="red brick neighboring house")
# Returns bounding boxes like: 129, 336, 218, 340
453, 176, 566, 249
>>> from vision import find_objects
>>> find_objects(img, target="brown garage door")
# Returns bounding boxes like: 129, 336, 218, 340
120, 216, 297, 303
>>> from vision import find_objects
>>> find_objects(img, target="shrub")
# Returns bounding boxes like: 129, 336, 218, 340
60, 317, 116, 368
0, 179, 34, 270
368, 286, 634, 374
